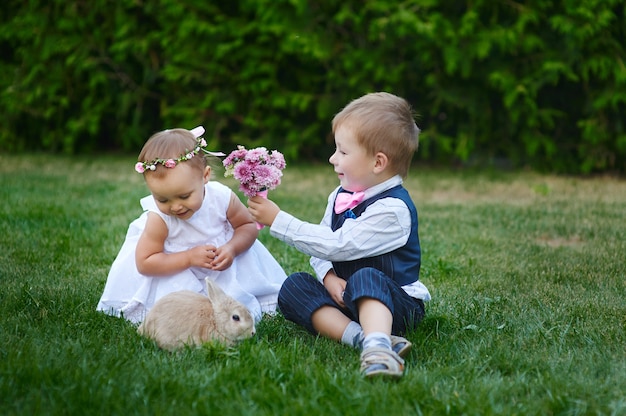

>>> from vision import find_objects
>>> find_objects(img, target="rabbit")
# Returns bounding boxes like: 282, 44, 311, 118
137, 278, 256, 351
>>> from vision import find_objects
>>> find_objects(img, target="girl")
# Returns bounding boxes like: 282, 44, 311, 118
97, 127, 287, 323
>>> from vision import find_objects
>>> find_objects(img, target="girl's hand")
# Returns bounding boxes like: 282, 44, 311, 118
323, 272, 347, 308
186, 245, 218, 269
210, 244, 235, 271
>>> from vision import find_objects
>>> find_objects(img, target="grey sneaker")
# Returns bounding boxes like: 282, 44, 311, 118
360, 347, 405, 378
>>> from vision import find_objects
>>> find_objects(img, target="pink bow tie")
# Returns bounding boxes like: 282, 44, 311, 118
334, 191, 365, 214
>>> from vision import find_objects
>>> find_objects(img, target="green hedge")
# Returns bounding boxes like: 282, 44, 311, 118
1, 0, 624, 173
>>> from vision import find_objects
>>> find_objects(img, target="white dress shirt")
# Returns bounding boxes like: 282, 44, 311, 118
270, 176, 431, 301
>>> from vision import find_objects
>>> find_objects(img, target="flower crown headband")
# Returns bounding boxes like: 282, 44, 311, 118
134, 126, 225, 173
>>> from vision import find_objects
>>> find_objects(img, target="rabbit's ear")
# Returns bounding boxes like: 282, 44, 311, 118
205, 278, 226, 302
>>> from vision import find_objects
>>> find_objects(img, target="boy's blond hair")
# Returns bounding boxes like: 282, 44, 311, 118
332, 92, 419, 178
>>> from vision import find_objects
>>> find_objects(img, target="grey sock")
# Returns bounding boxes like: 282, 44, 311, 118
341, 321, 364, 349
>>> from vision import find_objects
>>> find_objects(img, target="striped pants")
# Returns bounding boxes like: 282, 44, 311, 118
278, 267, 425, 336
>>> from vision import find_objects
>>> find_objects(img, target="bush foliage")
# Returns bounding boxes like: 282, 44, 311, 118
1, 0, 624, 173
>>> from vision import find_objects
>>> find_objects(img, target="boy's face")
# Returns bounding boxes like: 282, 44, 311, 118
329, 124, 379, 192
144, 163, 211, 220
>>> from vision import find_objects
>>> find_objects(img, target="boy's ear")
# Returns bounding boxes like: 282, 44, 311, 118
373, 152, 388, 173
203, 166, 212, 183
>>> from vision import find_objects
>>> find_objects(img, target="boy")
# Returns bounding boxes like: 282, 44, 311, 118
247, 92, 430, 378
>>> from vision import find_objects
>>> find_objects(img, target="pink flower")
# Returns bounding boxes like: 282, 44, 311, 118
222, 147, 248, 168
135, 162, 145, 173
270, 150, 286, 170
164, 159, 177, 168
233, 162, 253, 183
223, 146, 286, 197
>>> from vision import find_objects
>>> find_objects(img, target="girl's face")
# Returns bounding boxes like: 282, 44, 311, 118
328, 124, 378, 192
144, 163, 210, 220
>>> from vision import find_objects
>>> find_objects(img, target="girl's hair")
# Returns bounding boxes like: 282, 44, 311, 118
331, 92, 420, 178
138, 129, 207, 177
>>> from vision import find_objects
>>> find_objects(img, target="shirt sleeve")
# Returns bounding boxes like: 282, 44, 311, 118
269, 195, 412, 268
309, 257, 334, 283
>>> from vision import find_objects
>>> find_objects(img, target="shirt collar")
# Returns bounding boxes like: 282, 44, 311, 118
362, 175, 403, 200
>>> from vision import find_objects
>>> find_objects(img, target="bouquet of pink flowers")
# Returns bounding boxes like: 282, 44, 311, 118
223, 145, 286, 197
223, 146, 286, 229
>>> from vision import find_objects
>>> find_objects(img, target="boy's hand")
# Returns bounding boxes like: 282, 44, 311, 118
323, 272, 347, 308
247, 196, 280, 227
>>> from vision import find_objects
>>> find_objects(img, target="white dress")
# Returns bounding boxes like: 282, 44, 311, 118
97, 181, 287, 324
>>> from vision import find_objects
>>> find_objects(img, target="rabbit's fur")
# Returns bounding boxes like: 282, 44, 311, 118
138, 278, 255, 351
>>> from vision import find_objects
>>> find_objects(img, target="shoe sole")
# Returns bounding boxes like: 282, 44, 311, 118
363, 367, 404, 378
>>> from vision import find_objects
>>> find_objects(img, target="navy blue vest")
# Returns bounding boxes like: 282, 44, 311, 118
330, 185, 421, 286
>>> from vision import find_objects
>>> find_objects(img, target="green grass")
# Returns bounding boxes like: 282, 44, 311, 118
1, 154, 625, 415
